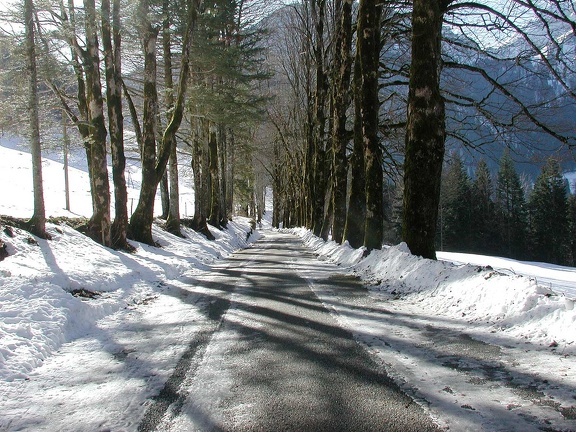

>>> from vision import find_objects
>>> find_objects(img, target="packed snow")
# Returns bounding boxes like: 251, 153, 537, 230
289, 230, 576, 352
1, 138, 575, 431
291, 229, 576, 431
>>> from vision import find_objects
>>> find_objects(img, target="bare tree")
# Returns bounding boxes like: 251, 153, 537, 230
24, 0, 49, 239
128, 0, 198, 245
102, 0, 130, 250
403, 0, 453, 259
330, 0, 354, 244
358, 0, 383, 251
161, 0, 182, 237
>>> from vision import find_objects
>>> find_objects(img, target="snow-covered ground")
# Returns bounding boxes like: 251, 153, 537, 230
292, 229, 576, 431
0, 141, 259, 430
1, 138, 575, 431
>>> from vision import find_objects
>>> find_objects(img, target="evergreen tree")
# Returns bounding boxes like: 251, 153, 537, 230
439, 153, 471, 251
470, 159, 496, 254
567, 194, 576, 266
495, 150, 527, 259
528, 157, 570, 264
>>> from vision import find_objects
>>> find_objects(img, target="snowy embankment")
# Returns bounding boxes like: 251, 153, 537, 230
0, 220, 258, 382
289, 228, 576, 354
0, 142, 258, 382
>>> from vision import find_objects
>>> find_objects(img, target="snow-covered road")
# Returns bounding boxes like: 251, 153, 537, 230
3, 230, 575, 431
142, 232, 439, 431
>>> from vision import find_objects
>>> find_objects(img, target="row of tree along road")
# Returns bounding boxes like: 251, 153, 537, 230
1, 0, 575, 263
263, 0, 576, 261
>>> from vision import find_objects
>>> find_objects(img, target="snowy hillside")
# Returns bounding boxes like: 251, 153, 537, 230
0, 141, 258, 383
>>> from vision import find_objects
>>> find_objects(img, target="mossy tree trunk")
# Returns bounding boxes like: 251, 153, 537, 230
402, 0, 451, 259
343, 37, 366, 249
102, 0, 130, 250
330, 0, 354, 245
129, 0, 197, 245
84, 0, 111, 247
311, 0, 329, 237
358, 0, 383, 252
162, 0, 182, 237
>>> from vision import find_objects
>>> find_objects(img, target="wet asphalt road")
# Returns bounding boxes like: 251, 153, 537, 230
139, 231, 440, 431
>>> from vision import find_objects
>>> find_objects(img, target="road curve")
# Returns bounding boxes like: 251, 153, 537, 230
143, 231, 441, 431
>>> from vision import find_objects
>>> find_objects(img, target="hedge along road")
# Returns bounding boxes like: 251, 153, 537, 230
139, 231, 441, 432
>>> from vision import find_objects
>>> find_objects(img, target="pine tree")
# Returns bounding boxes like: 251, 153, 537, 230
439, 154, 471, 251
495, 150, 527, 259
567, 194, 576, 266
470, 159, 496, 254
528, 157, 570, 264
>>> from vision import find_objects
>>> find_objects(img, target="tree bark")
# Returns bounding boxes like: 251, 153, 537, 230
226, 128, 235, 220
62, 115, 70, 212
102, 0, 130, 250
25, 0, 48, 239
129, 0, 197, 245
162, 2, 182, 237
190, 120, 214, 239
84, 0, 111, 247
311, 0, 328, 237
343, 34, 366, 249
160, 173, 170, 219
331, 0, 354, 244
402, 0, 449, 259
208, 123, 221, 228
358, 0, 383, 251
128, 0, 159, 246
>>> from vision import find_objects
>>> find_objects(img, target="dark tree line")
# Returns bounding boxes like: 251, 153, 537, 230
437, 152, 574, 266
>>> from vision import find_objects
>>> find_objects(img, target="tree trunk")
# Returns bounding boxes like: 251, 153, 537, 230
158, 95, 169, 220
129, 0, 158, 245
343, 42, 366, 248
344, 72, 366, 246
208, 123, 221, 228
65, 0, 90, 143
225, 128, 234, 221
218, 126, 228, 227
25, 0, 48, 239
311, 0, 328, 237
358, 0, 382, 251
102, 0, 130, 250
331, 0, 354, 244
129, 0, 197, 245
321, 179, 333, 240
84, 0, 111, 247
61, 114, 71, 212
402, 0, 449, 259
160, 173, 170, 219
191, 122, 204, 219
190, 123, 214, 240
162, 4, 182, 236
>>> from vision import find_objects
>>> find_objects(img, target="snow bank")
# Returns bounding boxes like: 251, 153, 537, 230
0, 218, 257, 381
290, 228, 576, 353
